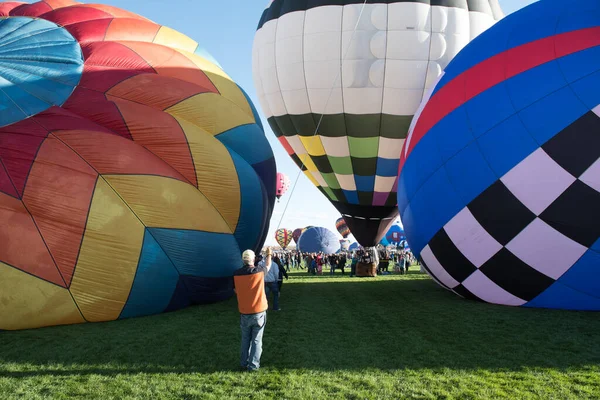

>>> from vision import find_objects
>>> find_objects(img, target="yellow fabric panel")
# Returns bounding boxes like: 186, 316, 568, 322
104, 174, 232, 234
174, 116, 240, 231
303, 171, 320, 187
300, 135, 326, 156
298, 153, 318, 172
0, 262, 85, 330
179, 51, 254, 120
153, 26, 198, 54
166, 93, 254, 136
69, 179, 144, 322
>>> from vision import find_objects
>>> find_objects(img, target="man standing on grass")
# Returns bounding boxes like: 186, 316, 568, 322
233, 247, 272, 372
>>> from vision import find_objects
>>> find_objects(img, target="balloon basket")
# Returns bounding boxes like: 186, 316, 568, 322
356, 262, 377, 277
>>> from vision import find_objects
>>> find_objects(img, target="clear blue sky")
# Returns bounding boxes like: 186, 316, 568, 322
84, 0, 537, 245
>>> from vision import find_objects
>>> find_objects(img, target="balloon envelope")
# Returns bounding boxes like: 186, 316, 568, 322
335, 217, 351, 238
386, 225, 406, 245
253, 0, 503, 246
398, 0, 600, 310
0, 1, 275, 330
275, 229, 293, 249
298, 227, 339, 254
276, 172, 290, 199
292, 228, 303, 244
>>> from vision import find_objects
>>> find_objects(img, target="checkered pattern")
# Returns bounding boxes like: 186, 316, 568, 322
421, 111, 600, 306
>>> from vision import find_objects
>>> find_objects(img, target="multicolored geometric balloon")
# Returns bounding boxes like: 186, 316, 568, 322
335, 217, 351, 238
292, 228, 303, 244
275, 228, 293, 249
276, 172, 290, 200
253, 0, 503, 246
0, 0, 275, 330
398, 0, 600, 310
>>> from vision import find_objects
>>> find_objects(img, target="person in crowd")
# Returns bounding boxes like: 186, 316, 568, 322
337, 253, 346, 275
329, 254, 337, 275
350, 252, 359, 277
233, 247, 272, 372
274, 255, 289, 292
264, 251, 281, 311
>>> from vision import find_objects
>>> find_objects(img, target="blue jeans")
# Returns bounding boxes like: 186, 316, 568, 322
240, 311, 267, 370
265, 281, 280, 310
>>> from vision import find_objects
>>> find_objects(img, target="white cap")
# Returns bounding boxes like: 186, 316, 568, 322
242, 250, 255, 265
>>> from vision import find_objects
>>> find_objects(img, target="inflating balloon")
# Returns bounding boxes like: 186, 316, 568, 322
292, 228, 303, 244
276, 172, 290, 200
0, 1, 275, 330
398, 0, 600, 310
298, 227, 339, 254
335, 217, 351, 238
275, 228, 293, 249
386, 225, 406, 245
253, 0, 503, 246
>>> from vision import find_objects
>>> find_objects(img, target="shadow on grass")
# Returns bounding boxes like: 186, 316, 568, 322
2, 275, 600, 377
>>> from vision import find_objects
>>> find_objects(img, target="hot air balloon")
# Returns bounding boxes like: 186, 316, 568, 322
253, 0, 503, 246
298, 227, 339, 254
386, 225, 406, 245
292, 228, 303, 244
275, 228, 293, 249
0, 1, 275, 331
276, 172, 290, 201
397, 0, 600, 310
335, 217, 351, 238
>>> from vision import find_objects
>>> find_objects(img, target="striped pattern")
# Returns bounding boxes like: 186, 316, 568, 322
0, 1, 275, 330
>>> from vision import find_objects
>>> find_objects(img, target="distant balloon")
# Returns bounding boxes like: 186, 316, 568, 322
276, 172, 290, 200
253, 0, 504, 246
349, 242, 360, 251
386, 225, 406, 245
275, 228, 293, 249
298, 227, 339, 254
292, 228, 303, 244
335, 217, 351, 238
340, 239, 350, 251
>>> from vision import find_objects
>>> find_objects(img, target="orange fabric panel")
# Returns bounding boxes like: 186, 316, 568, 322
22, 136, 98, 286
109, 98, 198, 186
104, 19, 160, 42
234, 272, 268, 314
0, 192, 64, 287
106, 73, 211, 111
119, 41, 218, 91
53, 130, 188, 183
80, 4, 150, 20
44, 0, 77, 9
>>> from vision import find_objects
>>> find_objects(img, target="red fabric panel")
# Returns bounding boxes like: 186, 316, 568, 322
9, 2, 52, 17
0, 119, 50, 198
278, 137, 294, 155
107, 73, 208, 111
33, 107, 114, 135
41, 5, 112, 26
23, 136, 98, 286
63, 19, 112, 44
44, 0, 77, 9
78, 4, 150, 21
121, 41, 218, 92
62, 88, 132, 140
0, 163, 18, 198
104, 19, 160, 42
53, 130, 189, 183
0, 192, 65, 287
111, 97, 198, 186
79, 64, 141, 93
0, 2, 25, 16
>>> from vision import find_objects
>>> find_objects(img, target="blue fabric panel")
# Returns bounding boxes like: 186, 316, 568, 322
428, 106, 472, 163
466, 83, 516, 138
229, 150, 265, 253
354, 175, 375, 192
375, 158, 399, 177
251, 156, 276, 206
119, 231, 180, 319
518, 86, 588, 145
477, 115, 539, 178
343, 190, 359, 205
164, 278, 191, 313
558, 250, 600, 299
591, 238, 600, 253
398, 131, 443, 204
526, 281, 600, 311
569, 70, 600, 109
148, 228, 240, 278
298, 227, 339, 254
558, 46, 600, 84
555, 4, 600, 35
396, 173, 409, 215
443, 142, 497, 205
216, 124, 273, 165
505, 61, 568, 112
179, 275, 234, 304
409, 168, 464, 255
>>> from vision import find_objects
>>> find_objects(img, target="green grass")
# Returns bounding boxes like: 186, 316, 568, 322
1, 270, 600, 399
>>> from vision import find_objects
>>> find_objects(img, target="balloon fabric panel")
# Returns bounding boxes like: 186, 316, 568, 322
0, 1, 276, 330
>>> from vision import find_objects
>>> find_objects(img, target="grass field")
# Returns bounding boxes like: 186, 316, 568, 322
1, 268, 600, 399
